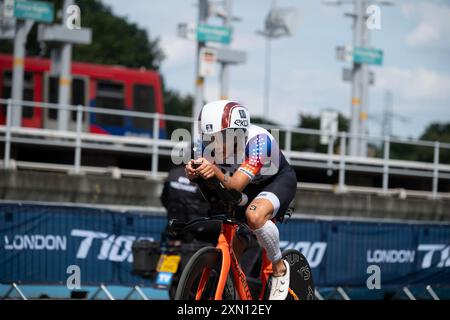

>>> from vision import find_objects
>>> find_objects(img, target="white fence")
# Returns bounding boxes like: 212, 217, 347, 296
1, 99, 450, 198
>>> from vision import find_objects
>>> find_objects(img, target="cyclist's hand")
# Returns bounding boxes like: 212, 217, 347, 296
185, 161, 198, 180
195, 158, 216, 180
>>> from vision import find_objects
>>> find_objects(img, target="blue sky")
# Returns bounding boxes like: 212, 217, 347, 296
102, 0, 450, 139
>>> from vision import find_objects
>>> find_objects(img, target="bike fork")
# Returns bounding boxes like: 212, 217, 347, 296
214, 231, 231, 300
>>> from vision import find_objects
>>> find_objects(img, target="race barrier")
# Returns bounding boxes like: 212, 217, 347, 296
1, 203, 449, 290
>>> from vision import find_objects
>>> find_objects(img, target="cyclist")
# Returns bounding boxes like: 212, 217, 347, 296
185, 100, 297, 300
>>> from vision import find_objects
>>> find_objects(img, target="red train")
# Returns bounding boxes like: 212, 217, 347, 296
0, 54, 166, 137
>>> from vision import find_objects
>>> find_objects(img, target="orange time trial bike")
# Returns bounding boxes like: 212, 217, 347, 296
170, 171, 315, 300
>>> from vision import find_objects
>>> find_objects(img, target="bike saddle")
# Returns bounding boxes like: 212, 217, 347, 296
168, 218, 221, 241
183, 218, 220, 233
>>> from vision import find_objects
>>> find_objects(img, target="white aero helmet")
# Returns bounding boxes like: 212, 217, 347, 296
198, 100, 251, 135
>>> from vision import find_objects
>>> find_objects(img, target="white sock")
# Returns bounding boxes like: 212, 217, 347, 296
253, 220, 282, 263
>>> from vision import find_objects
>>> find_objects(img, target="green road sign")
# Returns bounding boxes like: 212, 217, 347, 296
197, 24, 232, 44
14, 0, 54, 23
353, 47, 383, 66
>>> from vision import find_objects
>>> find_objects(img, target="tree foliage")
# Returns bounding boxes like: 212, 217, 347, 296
390, 123, 450, 164
0, 0, 165, 70
164, 89, 193, 136
292, 113, 349, 153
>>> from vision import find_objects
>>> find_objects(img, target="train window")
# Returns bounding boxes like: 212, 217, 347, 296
46, 76, 86, 121
132, 84, 155, 130
1, 71, 34, 118
96, 80, 125, 127
47, 76, 58, 119
71, 78, 86, 121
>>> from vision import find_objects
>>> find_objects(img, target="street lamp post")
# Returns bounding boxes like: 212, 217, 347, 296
324, 0, 393, 157
257, 2, 299, 120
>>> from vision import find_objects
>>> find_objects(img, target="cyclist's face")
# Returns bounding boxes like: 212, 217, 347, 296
212, 129, 247, 161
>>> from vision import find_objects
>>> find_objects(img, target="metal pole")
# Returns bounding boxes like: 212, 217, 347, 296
91, 284, 115, 300
284, 129, 292, 162
432, 141, 440, 199
263, 36, 272, 118
3, 283, 28, 300
4, 99, 12, 169
327, 134, 334, 176
151, 113, 160, 177
192, 0, 209, 121
359, 0, 370, 157
11, 20, 34, 127
315, 289, 325, 300
100, 284, 115, 300
220, 0, 232, 100
339, 133, 346, 190
57, 0, 74, 131
382, 136, 390, 193
349, 0, 364, 157
74, 104, 83, 174
12, 283, 27, 300
220, 64, 230, 100
337, 286, 351, 300
124, 286, 149, 300
426, 285, 440, 300
402, 286, 416, 300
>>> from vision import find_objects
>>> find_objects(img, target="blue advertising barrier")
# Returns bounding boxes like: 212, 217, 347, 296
1, 203, 449, 288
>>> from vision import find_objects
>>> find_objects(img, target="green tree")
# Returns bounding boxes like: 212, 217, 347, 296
73, 0, 164, 70
418, 123, 450, 164
292, 113, 349, 153
0, 0, 165, 70
163, 89, 193, 136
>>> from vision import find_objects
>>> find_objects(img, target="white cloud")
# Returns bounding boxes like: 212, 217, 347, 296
160, 36, 196, 69
233, 33, 264, 51
402, 2, 450, 48
376, 67, 450, 103
406, 22, 440, 47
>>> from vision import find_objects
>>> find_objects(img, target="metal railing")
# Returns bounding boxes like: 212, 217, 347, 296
315, 285, 446, 300
1, 282, 150, 300
2, 282, 445, 300
1, 99, 450, 198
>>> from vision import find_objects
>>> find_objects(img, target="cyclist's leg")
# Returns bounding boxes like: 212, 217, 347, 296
245, 198, 285, 274
245, 169, 297, 299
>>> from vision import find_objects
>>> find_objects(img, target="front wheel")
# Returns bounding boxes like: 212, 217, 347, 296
175, 247, 235, 300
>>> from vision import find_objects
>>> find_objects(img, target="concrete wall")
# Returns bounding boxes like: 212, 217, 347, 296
293, 190, 449, 221
0, 170, 163, 207
1, 170, 449, 221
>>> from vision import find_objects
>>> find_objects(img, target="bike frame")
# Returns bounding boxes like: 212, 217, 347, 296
195, 221, 273, 300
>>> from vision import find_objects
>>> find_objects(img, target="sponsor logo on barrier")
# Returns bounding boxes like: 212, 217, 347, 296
4, 234, 67, 251
2, 230, 154, 263
418, 244, 450, 269
71, 229, 154, 263
279, 241, 450, 270
4, 231, 449, 270
280, 241, 327, 268
366, 245, 450, 268
367, 249, 415, 264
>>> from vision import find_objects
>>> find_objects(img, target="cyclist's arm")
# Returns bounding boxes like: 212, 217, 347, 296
213, 166, 250, 192
193, 133, 270, 190
191, 158, 251, 192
